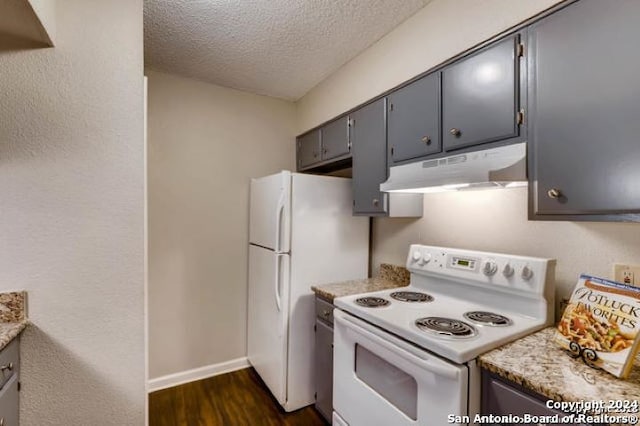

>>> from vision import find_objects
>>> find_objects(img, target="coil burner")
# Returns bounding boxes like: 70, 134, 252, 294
463, 311, 513, 326
389, 291, 434, 303
354, 297, 390, 308
415, 317, 477, 338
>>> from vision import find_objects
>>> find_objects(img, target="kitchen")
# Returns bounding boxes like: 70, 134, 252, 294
1, 0, 640, 425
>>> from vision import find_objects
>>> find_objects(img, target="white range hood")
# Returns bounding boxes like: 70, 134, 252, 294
380, 142, 527, 193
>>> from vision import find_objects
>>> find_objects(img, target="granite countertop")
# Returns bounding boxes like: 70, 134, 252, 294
0, 291, 28, 351
311, 263, 410, 302
479, 327, 640, 411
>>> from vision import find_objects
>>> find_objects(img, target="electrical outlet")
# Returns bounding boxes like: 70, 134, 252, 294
613, 263, 640, 286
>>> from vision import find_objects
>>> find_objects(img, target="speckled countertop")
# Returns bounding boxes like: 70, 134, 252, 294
479, 327, 640, 409
0, 291, 28, 351
311, 263, 410, 302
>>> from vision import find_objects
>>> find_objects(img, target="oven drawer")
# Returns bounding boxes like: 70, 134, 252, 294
0, 339, 19, 391
315, 297, 333, 324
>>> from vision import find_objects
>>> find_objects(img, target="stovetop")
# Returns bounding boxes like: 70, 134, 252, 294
334, 244, 555, 364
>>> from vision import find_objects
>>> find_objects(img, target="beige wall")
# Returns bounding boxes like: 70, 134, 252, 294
372, 189, 640, 314
146, 70, 296, 379
296, 0, 640, 311
0, 0, 145, 424
296, 0, 563, 133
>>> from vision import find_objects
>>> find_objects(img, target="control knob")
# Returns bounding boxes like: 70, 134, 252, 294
502, 263, 515, 278
420, 253, 432, 265
411, 251, 422, 263
521, 265, 534, 281
482, 260, 498, 276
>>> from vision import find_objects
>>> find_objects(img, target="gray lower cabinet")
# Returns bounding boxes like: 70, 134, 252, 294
482, 370, 597, 426
297, 129, 322, 170
351, 99, 423, 217
321, 116, 351, 162
528, 0, 640, 218
442, 34, 522, 151
314, 297, 333, 423
0, 338, 20, 426
387, 72, 441, 165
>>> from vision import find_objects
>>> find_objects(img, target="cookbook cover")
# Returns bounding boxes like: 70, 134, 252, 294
555, 274, 640, 378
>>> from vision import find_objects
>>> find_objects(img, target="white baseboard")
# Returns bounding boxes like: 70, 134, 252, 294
147, 357, 250, 393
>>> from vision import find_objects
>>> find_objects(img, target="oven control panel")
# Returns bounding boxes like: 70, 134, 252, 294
406, 244, 554, 296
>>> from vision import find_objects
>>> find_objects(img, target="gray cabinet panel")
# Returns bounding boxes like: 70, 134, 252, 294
321, 116, 351, 161
315, 318, 333, 423
352, 99, 388, 215
443, 35, 520, 151
0, 374, 19, 426
387, 73, 441, 165
529, 0, 640, 215
482, 371, 591, 425
297, 129, 321, 170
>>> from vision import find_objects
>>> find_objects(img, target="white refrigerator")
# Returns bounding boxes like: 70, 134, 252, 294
247, 170, 369, 412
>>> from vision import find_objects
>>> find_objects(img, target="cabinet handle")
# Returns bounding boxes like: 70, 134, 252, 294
313, 152, 318, 158
0, 362, 13, 373
547, 188, 562, 199
449, 128, 461, 137
372, 199, 379, 207
421, 135, 431, 145
323, 148, 328, 154
322, 310, 330, 318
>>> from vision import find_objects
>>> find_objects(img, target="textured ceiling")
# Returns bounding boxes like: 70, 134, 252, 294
144, 0, 431, 100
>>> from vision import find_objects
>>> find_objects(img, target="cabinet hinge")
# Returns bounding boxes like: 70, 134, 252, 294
314, 392, 317, 401
389, 103, 394, 112
314, 324, 317, 332
517, 108, 525, 125
517, 43, 525, 58
390, 147, 395, 157
18, 381, 21, 392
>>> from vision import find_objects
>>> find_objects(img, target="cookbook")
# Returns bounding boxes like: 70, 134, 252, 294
555, 274, 640, 378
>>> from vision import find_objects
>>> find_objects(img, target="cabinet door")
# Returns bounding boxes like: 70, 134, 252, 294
321, 116, 351, 161
315, 319, 333, 422
442, 35, 520, 151
352, 99, 387, 215
529, 0, 640, 215
297, 129, 321, 170
482, 372, 580, 424
387, 73, 441, 165
0, 375, 19, 426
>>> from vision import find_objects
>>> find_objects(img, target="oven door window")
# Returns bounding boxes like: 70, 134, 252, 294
355, 343, 418, 420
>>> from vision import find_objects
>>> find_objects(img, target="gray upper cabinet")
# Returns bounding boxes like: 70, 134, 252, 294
352, 99, 388, 215
321, 116, 351, 161
387, 73, 441, 165
296, 129, 321, 170
528, 0, 640, 217
442, 35, 521, 151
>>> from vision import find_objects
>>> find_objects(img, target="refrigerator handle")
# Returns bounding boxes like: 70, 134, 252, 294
274, 253, 283, 312
275, 189, 286, 253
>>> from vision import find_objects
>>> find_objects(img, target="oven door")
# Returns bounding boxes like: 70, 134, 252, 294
333, 309, 468, 426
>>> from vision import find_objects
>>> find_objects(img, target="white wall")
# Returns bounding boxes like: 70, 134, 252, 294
146, 70, 296, 380
0, 0, 145, 425
296, 0, 640, 311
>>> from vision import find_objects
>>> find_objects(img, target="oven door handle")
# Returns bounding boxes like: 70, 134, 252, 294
336, 313, 461, 380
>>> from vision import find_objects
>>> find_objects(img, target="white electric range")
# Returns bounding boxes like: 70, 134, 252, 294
332, 244, 556, 426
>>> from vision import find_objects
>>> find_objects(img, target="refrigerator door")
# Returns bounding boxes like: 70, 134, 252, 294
249, 171, 291, 253
247, 244, 290, 405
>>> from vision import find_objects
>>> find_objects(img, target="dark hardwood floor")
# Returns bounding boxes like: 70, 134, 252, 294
149, 367, 328, 426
